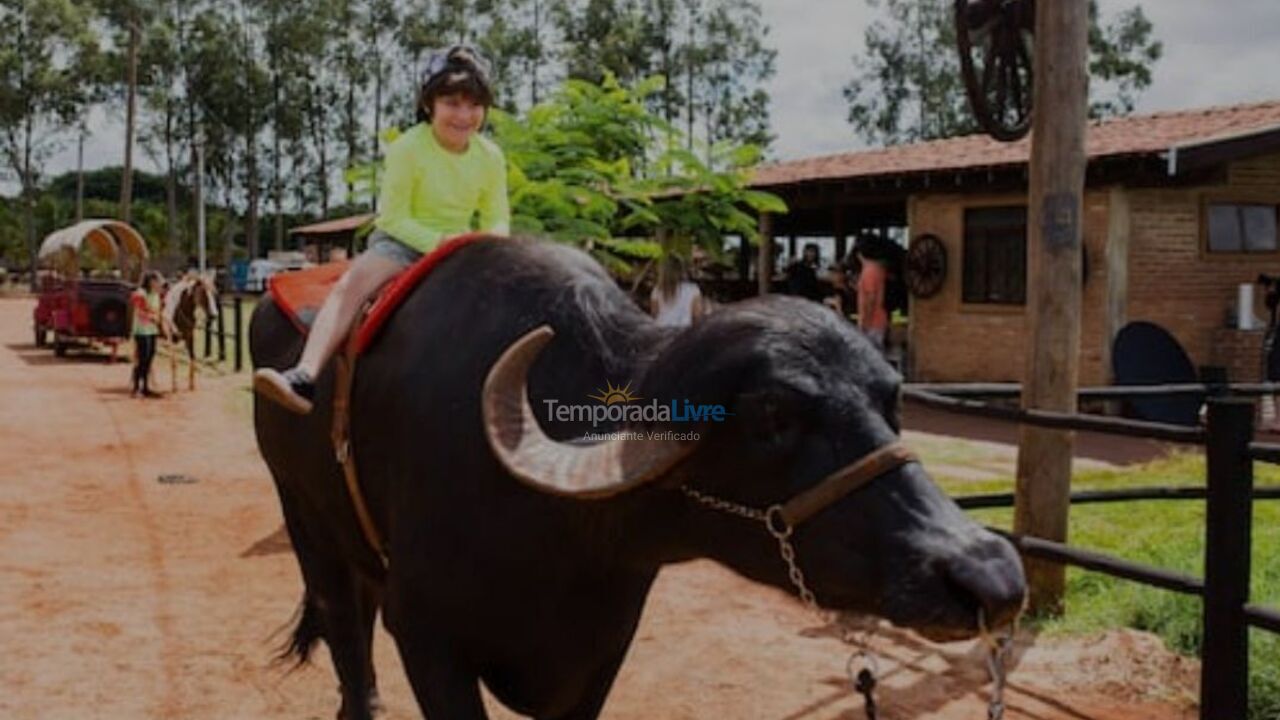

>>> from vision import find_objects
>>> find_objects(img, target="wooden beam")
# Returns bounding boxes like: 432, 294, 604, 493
1103, 187, 1131, 385
1013, 0, 1089, 614
758, 212, 774, 295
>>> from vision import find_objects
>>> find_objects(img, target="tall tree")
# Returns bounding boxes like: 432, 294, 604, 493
554, 0, 654, 87
684, 0, 775, 151
844, 0, 1162, 144
0, 0, 97, 278
138, 3, 188, 256
364, 0, 398, 211
96, 0, 154, 223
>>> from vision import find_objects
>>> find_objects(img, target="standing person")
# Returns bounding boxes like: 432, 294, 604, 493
785, 243, 824, 302
253, 46, 509, 414
649, 254, 704, 328
856, 241, 890, 351
130, 271, 166, 398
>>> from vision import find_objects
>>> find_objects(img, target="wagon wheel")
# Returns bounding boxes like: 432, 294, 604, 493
905, 234, 947, 300
955, 0, 1035, 141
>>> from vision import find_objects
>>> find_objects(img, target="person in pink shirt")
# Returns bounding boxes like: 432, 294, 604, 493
856, 245, 890, 351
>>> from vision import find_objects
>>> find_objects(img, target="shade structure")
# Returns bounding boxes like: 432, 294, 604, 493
37, 220, 149, 280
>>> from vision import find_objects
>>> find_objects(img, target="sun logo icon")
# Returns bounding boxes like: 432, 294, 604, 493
588, 380, 642, 405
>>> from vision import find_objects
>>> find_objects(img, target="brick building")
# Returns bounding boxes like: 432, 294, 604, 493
749, 100, 1280, 384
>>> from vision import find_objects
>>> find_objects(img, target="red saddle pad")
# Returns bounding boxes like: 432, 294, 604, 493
267, 232, 491, 355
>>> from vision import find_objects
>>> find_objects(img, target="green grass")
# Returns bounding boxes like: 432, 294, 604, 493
935, 454, 1280, 719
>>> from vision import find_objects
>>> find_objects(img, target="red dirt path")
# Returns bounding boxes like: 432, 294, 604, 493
0, 297, 1197, 719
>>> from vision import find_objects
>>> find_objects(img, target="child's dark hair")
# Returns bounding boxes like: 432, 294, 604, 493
417, 47, 495, 124
141, 270, 163, 290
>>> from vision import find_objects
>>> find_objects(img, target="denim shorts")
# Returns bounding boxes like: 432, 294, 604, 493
366, 230, 423, 268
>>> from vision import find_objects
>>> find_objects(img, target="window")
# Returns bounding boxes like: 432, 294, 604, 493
963, 206, 1027, 305
1206, 203, 1279, 253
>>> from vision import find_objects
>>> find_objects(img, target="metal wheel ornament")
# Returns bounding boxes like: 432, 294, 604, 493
955, 0, 1036, 141
905, 234, 947, 299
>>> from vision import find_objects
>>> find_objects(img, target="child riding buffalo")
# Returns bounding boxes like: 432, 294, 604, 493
254, 46, 509, 413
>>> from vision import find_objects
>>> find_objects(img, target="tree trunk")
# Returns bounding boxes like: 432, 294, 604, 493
120, 17, 140, 223
685, 14, 695, 151
346, 74, 357, 199
165, 104, 178, 254
244, 20, 260, 261
273, 98, 284, 251
23, 113, 37, 291
531, 0, 542, 106
372, 51, 383, 212
1013, 0, 1089, 615
194, 141, 205, 271
75, 128, 85, 223
312, 84, 331, 216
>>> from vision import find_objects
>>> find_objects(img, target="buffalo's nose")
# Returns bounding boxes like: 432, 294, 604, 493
944, 532, 1027, 630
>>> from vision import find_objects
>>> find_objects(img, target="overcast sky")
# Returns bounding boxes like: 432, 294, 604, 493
12, 0, 1280, 193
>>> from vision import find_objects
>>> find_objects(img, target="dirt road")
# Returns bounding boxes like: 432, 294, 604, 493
0, 297, 1197, 719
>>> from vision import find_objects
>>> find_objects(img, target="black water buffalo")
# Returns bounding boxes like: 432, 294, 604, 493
250, 236, 1025, 720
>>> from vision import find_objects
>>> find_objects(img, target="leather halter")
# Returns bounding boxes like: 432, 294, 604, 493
681, 442, 918, 609
684, 442, 919, 536
779, 443, 918, 528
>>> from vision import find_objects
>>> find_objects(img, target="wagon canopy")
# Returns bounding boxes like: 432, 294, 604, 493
37, 220, 149, 280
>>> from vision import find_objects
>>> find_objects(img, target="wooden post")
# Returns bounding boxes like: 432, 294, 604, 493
834, 206, 848, 263
1201, 398, 1254, 720
233, 296, 243, 373
758, 212, 774, 295
1012, 0, 1089, 613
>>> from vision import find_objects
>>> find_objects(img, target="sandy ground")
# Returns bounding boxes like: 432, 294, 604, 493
0, 296, 1198, 720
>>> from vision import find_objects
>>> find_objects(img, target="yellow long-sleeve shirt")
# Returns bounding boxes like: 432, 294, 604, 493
374, 123, 510, 254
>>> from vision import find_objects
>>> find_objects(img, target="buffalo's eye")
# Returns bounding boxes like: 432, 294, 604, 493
742, 390, 802, 451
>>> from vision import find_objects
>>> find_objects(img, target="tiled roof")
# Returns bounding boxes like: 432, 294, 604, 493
749, 99, 1280, 187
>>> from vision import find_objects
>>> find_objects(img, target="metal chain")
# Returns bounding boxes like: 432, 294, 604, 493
978, 606, 1020, 720
680, 487, 818, 608
683, 485, 1026, 720
679, 486, 768, 522
681, 486, 876, 719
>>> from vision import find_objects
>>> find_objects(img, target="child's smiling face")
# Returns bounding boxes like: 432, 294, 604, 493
430, 93, 486, 153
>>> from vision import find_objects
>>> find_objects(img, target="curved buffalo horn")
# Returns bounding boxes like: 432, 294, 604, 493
482, 325, 698, 498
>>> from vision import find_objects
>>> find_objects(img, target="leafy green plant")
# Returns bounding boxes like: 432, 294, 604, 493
346, 73, 786, 278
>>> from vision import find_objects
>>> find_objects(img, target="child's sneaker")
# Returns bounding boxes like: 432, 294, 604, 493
254, 368, 315, 414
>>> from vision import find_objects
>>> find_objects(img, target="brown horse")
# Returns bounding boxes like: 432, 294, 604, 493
163, 273, 219, 391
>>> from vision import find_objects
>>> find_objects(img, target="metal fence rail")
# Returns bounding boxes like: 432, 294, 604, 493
909, 381, 1280, 399
913, 387, 1278, 720
903, 387, 1207, 444
955, 485, 1280, 509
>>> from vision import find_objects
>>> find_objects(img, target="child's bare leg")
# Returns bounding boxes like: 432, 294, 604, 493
296, 253, 402, 377
255, 252, 403, 413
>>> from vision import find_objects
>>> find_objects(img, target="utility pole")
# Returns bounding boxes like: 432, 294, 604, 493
1013, 0, 1089, 613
